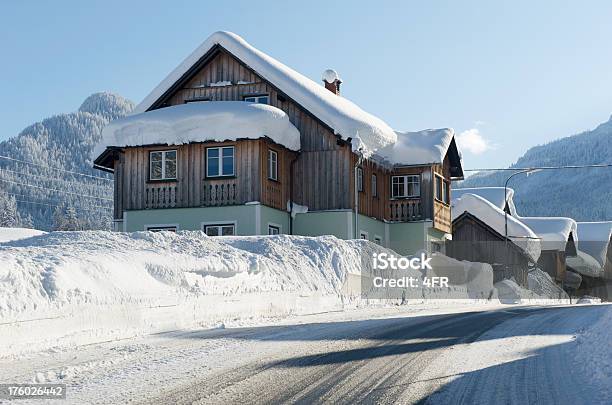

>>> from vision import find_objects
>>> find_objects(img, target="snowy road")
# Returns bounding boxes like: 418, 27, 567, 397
0, 304, 608, 404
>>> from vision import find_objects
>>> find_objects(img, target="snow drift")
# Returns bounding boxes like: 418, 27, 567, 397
94, 101, 301, 158
0, 227, 46, 243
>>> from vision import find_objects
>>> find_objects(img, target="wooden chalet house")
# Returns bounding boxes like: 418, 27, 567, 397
93, 31, 464, 255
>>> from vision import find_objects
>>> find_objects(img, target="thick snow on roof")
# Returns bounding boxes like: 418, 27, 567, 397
94, 102, 300, 157
453, 187, 517, 216
566, 249, 604, 278
518, 216, 578, 252
452, 193, 541, 262
0, 227, 45, 243
133, 31, 396, 155
576, 222, 612, 267
377, 128, 458, 166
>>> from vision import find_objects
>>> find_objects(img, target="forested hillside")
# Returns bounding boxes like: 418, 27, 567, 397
459, 115, 612, 221
0, 93, 134, 230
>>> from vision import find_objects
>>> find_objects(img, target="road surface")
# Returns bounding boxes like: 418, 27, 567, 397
0, 304, 607, 404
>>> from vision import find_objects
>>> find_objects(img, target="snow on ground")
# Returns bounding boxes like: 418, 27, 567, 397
95, 101, 301, 157
0, 231, 567, 358
0, 227, 46, 243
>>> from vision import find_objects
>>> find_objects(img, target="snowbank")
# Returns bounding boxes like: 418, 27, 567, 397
453, 187, 517, 216
451, 193, 541, 262
0, 227, 46, 243
574, 305, 612, 398
377, 128, 457, 166
519, 216, 577, 252
94, 102, 301, 157
576, 222, 612, 268
133, 31, 396, 155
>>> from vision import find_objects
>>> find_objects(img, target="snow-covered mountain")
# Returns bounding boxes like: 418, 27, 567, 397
0, 93, 134, 230
459, 115, 612, 221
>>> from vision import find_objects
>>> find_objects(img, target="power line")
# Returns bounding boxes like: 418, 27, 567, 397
3, 191, 111, 211
0, 168, 111, 191
464, 163, 612, 172
0, 177, 113, 202
0, 155, 113, 182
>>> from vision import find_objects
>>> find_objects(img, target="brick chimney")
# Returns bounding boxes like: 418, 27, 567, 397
322, 69, 342, 95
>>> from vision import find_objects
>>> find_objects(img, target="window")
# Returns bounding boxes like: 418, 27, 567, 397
146, 225, 177, 232
372, 174, 377, 197
374, 236, 382, 245
243, 94, 269, 104
268, 224, 280, 235
268, 149, 278, 181
391, 175, 420, 198
435, 175, 450, 204
357, 167, 363, 192
206, 146, 234, 177
359, 231, 368, 240
149, 150, 177, 180
204, 223, 235, 236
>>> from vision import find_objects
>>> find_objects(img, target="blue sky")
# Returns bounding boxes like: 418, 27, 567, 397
1, 0, 611, 169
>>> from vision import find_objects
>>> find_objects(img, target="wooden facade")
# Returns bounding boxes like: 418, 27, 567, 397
448, 212, 532, 286
98, 45, 459, 234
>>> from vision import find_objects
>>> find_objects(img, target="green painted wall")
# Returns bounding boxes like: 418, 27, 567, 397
124, 205, 258, 234
259, 205, 290, 235
292, 210, 352, 239
389, 221, 428, 256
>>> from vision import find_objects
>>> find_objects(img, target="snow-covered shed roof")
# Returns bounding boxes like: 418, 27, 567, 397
376, 129, 464, 178
576, 222, 612, 268
133, 31, 396, 155
453, 187, 517, 216
518, 216, 578, 252
566, 250, 604, 278
93, 102, 301, 160
451, 193, 541, 262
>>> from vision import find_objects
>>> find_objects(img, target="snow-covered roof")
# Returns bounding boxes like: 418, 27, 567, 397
94, 102, 301, 157
518, 216, 578, 252
133, 31, 396, 155
576, 222, 612, 268
453, 187, 517, 216
376, 129, 463, 176
566, 249, 604, 278
452, 193, 541, 262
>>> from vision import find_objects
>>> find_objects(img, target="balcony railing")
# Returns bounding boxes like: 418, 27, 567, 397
202, 180, 238, 206
145, 184, 177, 209
389, 199, 422, 222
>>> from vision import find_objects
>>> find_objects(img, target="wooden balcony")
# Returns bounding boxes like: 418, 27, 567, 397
145, 184, 177, 209
388, 199, 422, 222
202, 179, 239, 206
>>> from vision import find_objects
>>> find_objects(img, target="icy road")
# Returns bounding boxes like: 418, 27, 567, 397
1, 304, 609, 404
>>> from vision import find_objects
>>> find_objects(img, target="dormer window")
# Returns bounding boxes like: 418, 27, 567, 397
244, 94, 269, 104
149, 150, 177, 181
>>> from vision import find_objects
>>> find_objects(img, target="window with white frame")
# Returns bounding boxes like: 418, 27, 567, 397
268, 149, 278, 181
391, 175, 420, 198
268, 224, 280, 235
372, 174, 377, 197
146, 225, 177, 232
359, 231, 368, 240
435, 175, 450, 204
206, 146, 234, 177
357, 167, 364, 192
374, 236, 382, 245
243, 94, 269, 104
203, 223, 235, 236
149, 150, 177, 180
